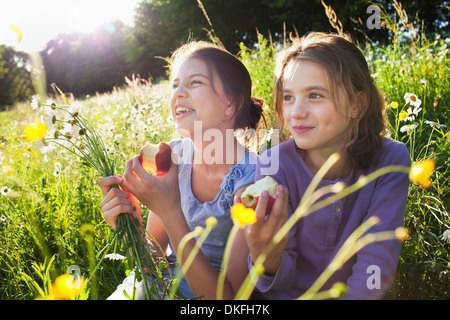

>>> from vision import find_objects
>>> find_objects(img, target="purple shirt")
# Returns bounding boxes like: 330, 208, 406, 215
250, 138, 411, 299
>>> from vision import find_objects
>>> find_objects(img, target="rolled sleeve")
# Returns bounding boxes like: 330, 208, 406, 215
249, 249, 296, 293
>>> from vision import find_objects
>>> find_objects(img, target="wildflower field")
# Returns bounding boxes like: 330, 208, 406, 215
0, 6, 449, 300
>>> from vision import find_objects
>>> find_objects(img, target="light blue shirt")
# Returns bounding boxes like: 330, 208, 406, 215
163, 138, 257, 299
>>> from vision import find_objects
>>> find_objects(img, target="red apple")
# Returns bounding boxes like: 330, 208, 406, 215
241, 176, 278, 214
138, 142, 172, 175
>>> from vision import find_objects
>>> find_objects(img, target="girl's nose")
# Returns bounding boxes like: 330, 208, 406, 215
173, 83, 186, 95
172, 83, 187, 99
171, 85, 188, 111
290, 99, 309, 118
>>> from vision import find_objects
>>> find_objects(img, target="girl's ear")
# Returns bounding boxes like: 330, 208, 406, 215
224, 105, 236, 117
351, 91, 366, 119
350, 105, 360, 119
225, 94, 243, 117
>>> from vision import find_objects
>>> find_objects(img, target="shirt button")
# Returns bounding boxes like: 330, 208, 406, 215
335, 206, 341, 212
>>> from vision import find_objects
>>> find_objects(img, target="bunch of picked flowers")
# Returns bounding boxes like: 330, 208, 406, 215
24, 88, 160, 299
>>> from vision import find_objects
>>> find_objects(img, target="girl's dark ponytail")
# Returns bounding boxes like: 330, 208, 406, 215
234, 96, 266, 131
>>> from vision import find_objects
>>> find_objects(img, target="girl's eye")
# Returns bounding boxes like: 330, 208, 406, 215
191, 80, 203, 86
309, 93, 322, 100
283, 94, 294, 102
171, 80, 202, 89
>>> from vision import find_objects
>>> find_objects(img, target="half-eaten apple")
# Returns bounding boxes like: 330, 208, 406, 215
241, 176, 278, 214
139, 142, 172, 175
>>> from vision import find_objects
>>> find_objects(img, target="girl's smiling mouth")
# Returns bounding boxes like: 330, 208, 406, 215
174, 104, 194, 118
292, 125, 313, 134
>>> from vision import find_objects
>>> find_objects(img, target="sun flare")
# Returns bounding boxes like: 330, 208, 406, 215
1, 0, 138, 52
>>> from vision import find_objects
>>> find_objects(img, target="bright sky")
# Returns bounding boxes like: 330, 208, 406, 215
0, 0, 140, 52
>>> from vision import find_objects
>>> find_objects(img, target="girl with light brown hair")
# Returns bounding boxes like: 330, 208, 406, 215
243, 32, 411, 299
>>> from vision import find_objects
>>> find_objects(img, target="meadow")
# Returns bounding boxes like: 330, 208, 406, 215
0, 4, 449, 300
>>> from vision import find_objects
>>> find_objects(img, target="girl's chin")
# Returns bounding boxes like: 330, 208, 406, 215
292, 137, 314, 150
175, 125, 194, 138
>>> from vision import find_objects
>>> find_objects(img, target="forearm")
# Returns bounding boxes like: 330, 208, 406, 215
143, 212, 170, 265
342, 239, 401, 299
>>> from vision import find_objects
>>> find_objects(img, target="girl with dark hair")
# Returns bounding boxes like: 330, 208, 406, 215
243, 32, 411, 299
99, 41, 270, 299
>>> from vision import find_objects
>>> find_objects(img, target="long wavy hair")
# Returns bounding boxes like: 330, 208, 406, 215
274, 32, 389, 170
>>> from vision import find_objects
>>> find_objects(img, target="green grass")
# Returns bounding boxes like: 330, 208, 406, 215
364, 29, 450, 300
0, 84, 177, 299
0, 6, 449, 299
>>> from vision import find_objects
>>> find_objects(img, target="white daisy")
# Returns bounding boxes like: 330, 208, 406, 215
104, 253, 125, 261
43, 107, 57, 129
138, 104, 149, 113
401, 106, 422, 122
266, 127, 274, 142
69, 102, 81, 116
53, 168, 61, 177
400, 123, 418, 134
1, 186, 11, 196
45, 126, 60, 140
404, 92, 422, 108
151, 130, 160, 137
45, 98, 56, 107
425, 120, 447, 129
412, 105, 422, 115
62, 122, 84, 139
53, 162, 63, 177
440, 230, 450, 243
31, 94, 40, 113
113, 133, 123, 142
34, 139, 49, 154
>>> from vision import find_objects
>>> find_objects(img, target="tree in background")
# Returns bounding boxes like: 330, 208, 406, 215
116, 0, 450, 86
42, 21, 137, 97
0, 46, 33, 110
1, 0, 448, 107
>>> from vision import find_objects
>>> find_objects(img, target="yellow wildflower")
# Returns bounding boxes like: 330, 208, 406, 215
24, 121, 48, 141
409, 159, 435, 189
48, 273, 86, 300
390, 101, 399, 109
231, 203, 257, 227
399, 110, 408, 121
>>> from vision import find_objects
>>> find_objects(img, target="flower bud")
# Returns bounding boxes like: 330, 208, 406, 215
206, 216, 217, 229
395, 227, 409, 241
